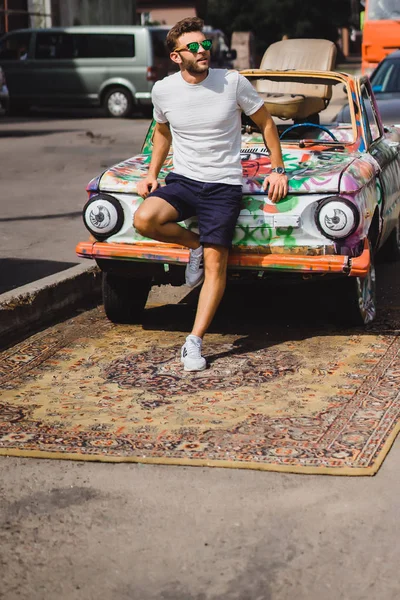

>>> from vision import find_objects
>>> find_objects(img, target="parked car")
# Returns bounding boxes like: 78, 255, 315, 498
0, 25, 235, 118
76, 67, 400, 327
337, 50, 400, 124
0, 65, 9, 113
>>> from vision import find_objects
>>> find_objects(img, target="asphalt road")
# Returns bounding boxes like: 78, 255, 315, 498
0, 108, 150, 294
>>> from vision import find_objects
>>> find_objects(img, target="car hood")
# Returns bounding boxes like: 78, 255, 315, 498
92, 148, 365, 196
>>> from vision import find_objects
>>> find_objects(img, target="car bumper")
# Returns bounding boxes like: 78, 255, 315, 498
76, 239, 370, 277
134, 92, 152, 104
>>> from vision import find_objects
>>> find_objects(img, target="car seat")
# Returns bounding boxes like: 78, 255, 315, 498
256, 38, 337, 121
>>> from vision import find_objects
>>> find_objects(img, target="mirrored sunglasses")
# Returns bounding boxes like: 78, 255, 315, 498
175, 39, 213, 53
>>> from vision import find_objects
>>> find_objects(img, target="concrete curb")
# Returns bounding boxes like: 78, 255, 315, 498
0, 263, 102, 349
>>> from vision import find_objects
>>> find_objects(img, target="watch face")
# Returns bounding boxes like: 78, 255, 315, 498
276, 167, 285, 174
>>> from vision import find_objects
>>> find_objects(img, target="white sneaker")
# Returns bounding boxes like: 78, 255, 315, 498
181, 335, 207, 371
185, 246, 204, 288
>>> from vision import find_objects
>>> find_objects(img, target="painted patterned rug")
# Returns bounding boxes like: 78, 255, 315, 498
0, 308, 399, 475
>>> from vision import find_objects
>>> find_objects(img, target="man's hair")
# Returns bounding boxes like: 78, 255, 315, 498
166, 17, 204, 52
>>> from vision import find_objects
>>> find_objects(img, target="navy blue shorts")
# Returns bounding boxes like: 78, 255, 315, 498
148, 172, 242, 248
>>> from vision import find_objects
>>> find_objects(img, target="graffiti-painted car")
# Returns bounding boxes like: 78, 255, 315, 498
76, 69, 400, 326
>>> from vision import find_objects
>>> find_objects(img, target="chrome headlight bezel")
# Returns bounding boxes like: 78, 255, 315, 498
83, 193, 124, 240
315, 197, 359, 240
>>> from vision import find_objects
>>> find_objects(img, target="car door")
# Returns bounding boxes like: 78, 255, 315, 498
359, 78, 400, 244
32, 31, 85, 105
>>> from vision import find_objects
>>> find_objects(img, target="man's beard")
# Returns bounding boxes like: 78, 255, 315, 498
181, 55, 209, 74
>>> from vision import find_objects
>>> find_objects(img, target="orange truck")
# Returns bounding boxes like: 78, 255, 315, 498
362, 0, 400, 74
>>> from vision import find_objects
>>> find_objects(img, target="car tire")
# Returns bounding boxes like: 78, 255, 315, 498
103, 87, 133, 118
102, 272, 152, 324
377, 214, 400, 263
337, 240, 377, 326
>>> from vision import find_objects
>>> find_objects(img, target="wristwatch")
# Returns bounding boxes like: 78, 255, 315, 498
272, 166, 286, 175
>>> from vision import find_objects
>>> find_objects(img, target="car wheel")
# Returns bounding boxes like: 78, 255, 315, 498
102, 272, 152, 324
377, 213, 400, 262
103, 87, 133, 118
338, 240, 377, 326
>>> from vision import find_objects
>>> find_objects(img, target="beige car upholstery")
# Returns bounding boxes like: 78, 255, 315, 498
256, 39, 337, 119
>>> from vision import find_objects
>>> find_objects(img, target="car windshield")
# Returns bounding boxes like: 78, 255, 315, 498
371, 59, 400, 92
242, 73, 354, 147
0, 32, 31, 59
367, 0, 400, 20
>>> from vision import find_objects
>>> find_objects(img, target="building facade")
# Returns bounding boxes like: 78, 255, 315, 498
136, 0, 206, 25
0, 0, 137, 35
51, 0, 136, 27
0, 0, 51, 35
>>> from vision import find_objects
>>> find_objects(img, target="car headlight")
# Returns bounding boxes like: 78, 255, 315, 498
315, 197, 359, 239
83, 194, 124, 240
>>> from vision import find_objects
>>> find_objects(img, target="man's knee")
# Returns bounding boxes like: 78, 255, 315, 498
133, 208, 149, 236
133, 206, 160, 237
134, 197, 178, 236
204, 245, 229, 276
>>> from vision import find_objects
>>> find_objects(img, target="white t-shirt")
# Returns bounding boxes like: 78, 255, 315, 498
152, 69, 264, 185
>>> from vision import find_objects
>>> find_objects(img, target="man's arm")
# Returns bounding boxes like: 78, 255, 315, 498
136, 122, 172, 198
249, 105, 288, 203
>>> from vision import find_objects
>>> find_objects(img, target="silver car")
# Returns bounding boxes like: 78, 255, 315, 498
337, 50, 400, 124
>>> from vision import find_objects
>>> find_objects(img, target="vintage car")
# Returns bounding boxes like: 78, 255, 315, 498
76, 66, 400, 327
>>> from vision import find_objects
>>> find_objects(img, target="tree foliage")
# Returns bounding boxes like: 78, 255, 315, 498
206, 0, 351, 58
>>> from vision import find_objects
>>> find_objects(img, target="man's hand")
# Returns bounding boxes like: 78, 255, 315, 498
262, 172, 288, 203
249, 105, 288, 203
136, 176, 159, 199
136, 122, 171, 199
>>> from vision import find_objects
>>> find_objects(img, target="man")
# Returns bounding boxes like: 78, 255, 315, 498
135, 17, 288, 372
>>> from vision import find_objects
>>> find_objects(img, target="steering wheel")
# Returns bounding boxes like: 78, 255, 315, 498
279, 122, 339, 142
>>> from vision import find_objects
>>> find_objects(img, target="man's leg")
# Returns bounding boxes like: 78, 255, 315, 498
181, 244, 228, 371
135, 195, 205, 289
134, 195, 200, 249
191, 244, 229, 337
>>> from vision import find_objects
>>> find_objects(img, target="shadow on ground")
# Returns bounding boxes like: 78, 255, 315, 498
0, 106, 150, 123
142, 261, 400, 353
0, 212, 81, 223
0, 258, 79, 294
0, 128, 84, 138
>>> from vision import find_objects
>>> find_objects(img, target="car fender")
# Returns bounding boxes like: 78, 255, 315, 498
340, 154, 380, 194
377, 157, 400, 247
337, 155, 382, 247
99, 78, 137, 102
